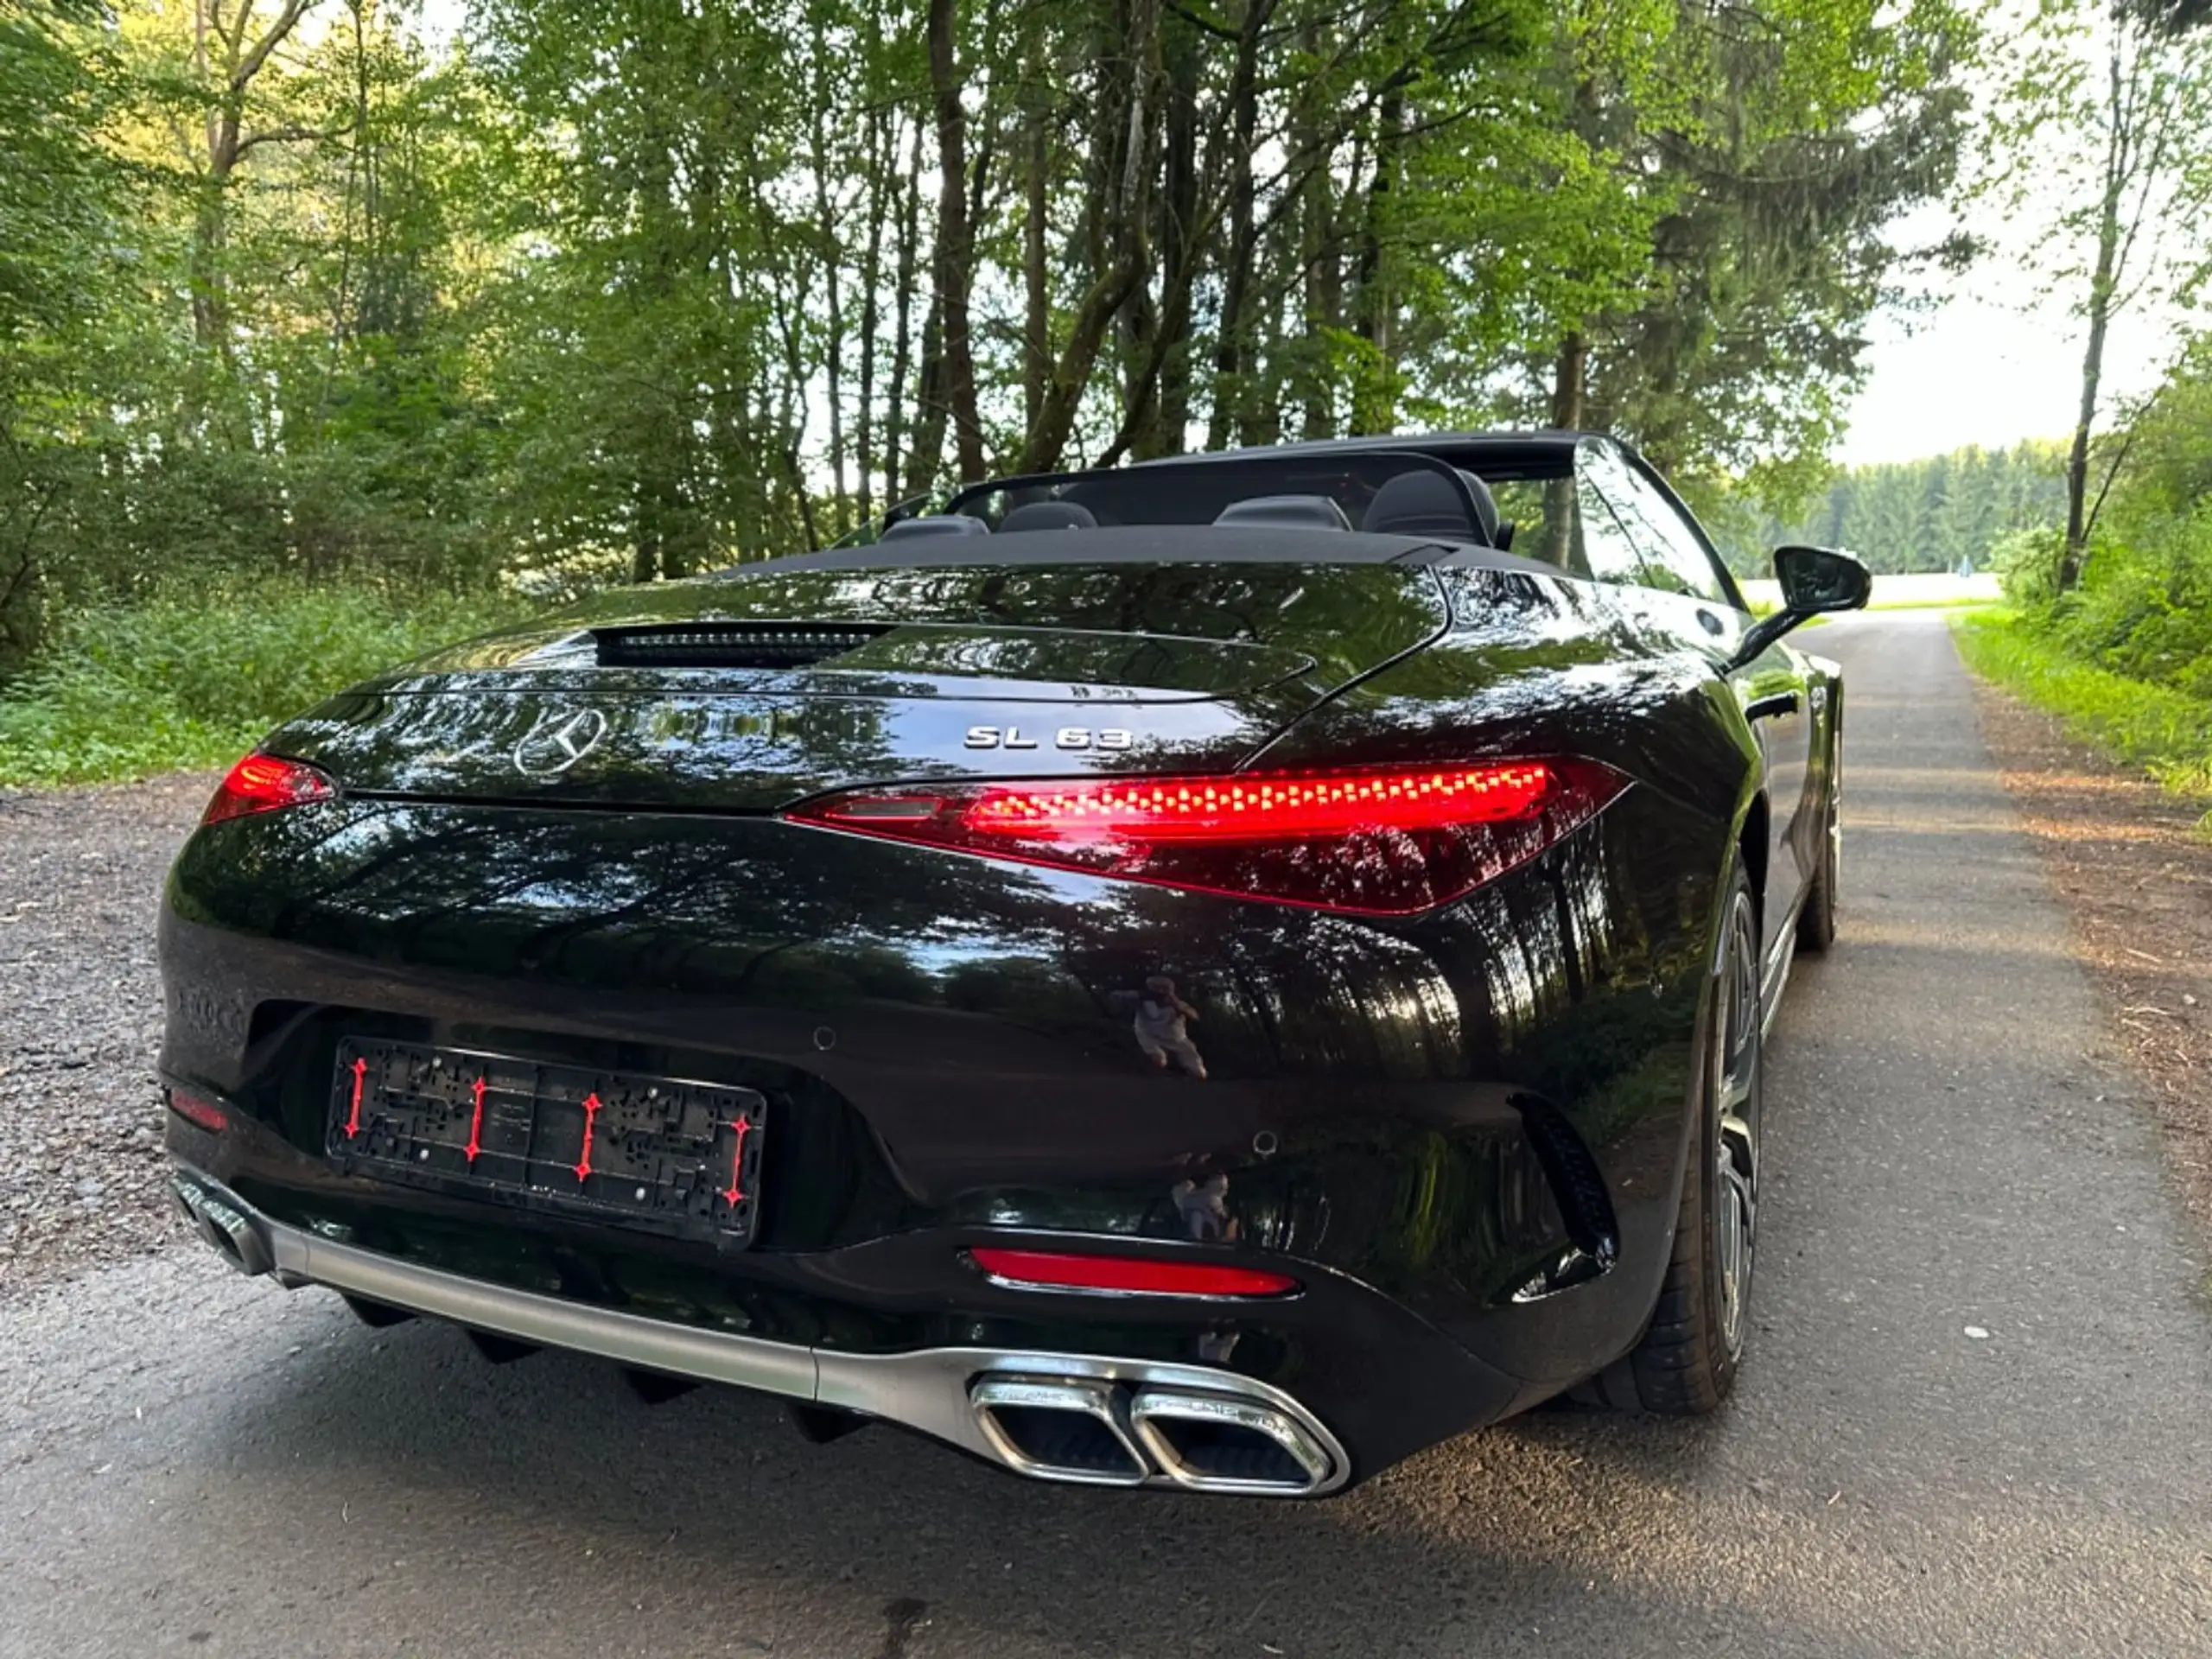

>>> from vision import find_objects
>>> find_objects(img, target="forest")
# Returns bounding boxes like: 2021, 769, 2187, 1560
1719, 442, 2069, 575
1, 0, 2209, 788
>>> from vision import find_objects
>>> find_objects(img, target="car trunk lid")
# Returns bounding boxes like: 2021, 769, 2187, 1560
262, 560, 1450, 810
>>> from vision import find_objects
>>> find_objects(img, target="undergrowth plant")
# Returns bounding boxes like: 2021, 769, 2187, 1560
0, 580, 531, 787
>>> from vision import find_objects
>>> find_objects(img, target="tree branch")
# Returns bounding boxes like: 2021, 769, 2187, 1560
232, 0, 314, 93
236, 120, 348, 156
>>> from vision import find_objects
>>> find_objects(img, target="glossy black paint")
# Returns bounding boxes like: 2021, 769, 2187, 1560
265, 553, 1450, 810
157, 440, 1846, 1491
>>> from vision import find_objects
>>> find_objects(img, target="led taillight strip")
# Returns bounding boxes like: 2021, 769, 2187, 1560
963, 764, 1555, 839
969, 1247, 1299, 1299
785, 757, 1626, 917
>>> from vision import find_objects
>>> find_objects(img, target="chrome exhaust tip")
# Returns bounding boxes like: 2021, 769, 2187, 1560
969, 1375, 1148, 1487
1130, 1387, 1336, 1496
171, 1174, 272, 1278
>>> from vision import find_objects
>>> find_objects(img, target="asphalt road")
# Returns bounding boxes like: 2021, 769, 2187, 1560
4, 612, 2209, 1658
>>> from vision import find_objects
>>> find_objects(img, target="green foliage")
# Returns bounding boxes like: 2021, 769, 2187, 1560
1982, 344, 2212, 713
1953, 609, 2212, 809
1961, 338, 2212, 817
0, 1, 118, 346
0, 578, 530, 787
1982, 4, 2212, 580
1989, 524, 2067, 609
2012, 508, 2212, 698
1552, 0, 1976, 490
2103, 334, 2212, 532
2, 0, 1981, 768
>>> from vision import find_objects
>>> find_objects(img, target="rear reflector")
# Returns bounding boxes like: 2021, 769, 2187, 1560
203, 753, 336, 825
786, 759, 1625, 916
167, 1090, 227, 1134
969, 1248, 1299, 1299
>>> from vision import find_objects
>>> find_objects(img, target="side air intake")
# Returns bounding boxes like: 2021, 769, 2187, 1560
594, 623, 890, 670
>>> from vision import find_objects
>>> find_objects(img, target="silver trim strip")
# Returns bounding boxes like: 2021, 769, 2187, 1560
169, 1169, 1351, 1496
273, 1220, 822, 1401
1761, 913, 1800, 1039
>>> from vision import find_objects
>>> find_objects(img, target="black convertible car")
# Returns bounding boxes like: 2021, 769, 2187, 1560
161, 431, 1866, 1497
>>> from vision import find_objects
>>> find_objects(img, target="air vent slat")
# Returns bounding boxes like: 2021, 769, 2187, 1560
594, 623, 889, 670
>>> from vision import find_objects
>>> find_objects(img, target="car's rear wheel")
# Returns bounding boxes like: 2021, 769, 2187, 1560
1585, 861, 1762, 1414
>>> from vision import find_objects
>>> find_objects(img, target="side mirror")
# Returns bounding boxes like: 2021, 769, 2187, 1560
1726, 545, 1871, 671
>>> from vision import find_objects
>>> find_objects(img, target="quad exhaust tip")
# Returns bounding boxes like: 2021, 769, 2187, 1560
969, 1372, 1339, 1497
171, 1166, 1345, 1497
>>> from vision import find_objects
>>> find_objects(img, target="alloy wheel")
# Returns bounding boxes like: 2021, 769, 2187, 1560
1712, 889, 1762, 1362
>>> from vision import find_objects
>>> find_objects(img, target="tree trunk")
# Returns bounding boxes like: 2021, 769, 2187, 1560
1205, 0, 1269, 451
187, 0, 322, 364
855, 96, 887, 527
927, 0, 987, 482
1292, 25, 1338, 444
884, 112, 925, 506
1022, 78, 1052, 438
1349, 90, 1402, 435
1540, 333, 1587, 566
1141, 10, 1202, 458
1015, 0, 1159, 474
2061, 287, 2114, 591
2061, 41, 2131, 594
1111, 4, 1169, 461
911, 286, 948, 493
808, 36, 849, 535
1550, 333, 1587, 429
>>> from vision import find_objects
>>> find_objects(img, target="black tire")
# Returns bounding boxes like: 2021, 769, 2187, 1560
1796, 734, 1840, 953
1583, 860, 1763, 1414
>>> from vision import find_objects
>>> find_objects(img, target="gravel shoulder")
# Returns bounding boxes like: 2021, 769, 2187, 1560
0, 772, 214, 1298
1965, 669, 2212, 1265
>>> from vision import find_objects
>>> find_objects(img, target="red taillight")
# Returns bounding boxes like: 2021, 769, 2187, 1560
167, 1090, 227, 1134
202, 753, 336, 825
786, 759, 1625, 916
969, 1247, 1299, 1299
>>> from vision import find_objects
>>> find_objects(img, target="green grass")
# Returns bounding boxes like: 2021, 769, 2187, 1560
1953, 608, 2212, 814
0, 579, 532, 788
1865, 594, 2001, 613
1744, 595, 1994, 619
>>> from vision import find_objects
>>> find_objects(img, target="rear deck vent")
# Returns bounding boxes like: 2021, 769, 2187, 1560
594, 623, 891, 670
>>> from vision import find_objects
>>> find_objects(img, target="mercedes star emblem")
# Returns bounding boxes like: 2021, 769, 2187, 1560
513, 708, 609, 776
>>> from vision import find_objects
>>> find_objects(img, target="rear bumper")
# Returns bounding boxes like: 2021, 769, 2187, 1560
172, 1166, 1357, 1496
158, 791, 1734, 1484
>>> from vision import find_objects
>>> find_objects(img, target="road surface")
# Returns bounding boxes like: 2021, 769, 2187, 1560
3, 612, 2208, 1658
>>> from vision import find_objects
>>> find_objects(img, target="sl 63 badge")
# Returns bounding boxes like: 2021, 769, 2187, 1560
965, 725, 1134, 751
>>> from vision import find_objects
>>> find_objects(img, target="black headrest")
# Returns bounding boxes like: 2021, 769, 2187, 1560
1455, 470, 1501, 545
1360, 467, 1496, 545
999, 500, 1098, 533
1211, 493, 1352, 531
880, 513, 990, 541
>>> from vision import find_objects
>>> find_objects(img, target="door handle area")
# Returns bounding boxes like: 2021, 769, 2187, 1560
1745, 691, 1802, 721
